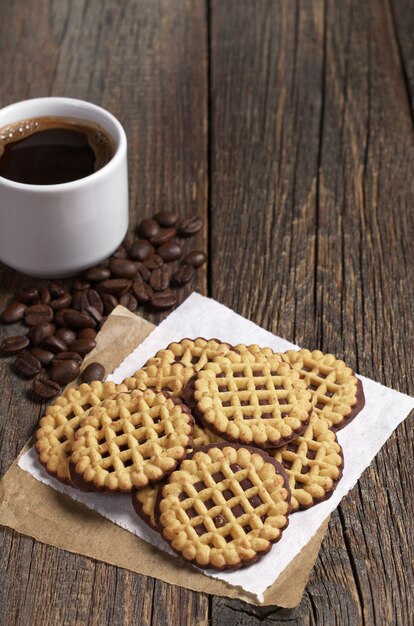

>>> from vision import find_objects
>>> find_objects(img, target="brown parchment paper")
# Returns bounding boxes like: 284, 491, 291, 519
0, 306, 329, 608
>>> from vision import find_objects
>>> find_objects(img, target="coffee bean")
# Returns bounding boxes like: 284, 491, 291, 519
96, 279, 131, 295
28, 322, 56, 346
48, 282, 66, 298
132, 270, 143, 285
112, 244, 128, 259
132, 281, 153, 304
63, 309, 96, 329
53, 351, 83, 366
78, 328, 97, 341
40, 287, 52, 305
157, 241, 182, 262
119, 293, 138, 311
2, 301, 27, 323
184, 250, 207, 268
71, 290, 83, 311
14, 352, 42, 378
177, 215, 203, 237
136, 262, 151, 282
1, 335, 30, 355
49, 359, 80, 384
50, 293, 72, 311
150, 290, 177, 310
15, 287, 39, 304
55, 327, 76, 345
69, 338, 96, 356
149, 266, 171, 292
24, 304, 54, 326
82, 305, 103, 325
81, 362, 105, 383
109, 259, 137, 279
129, 239, 154, 262
101, 293, 119, 314
83, 266, 111, 282
86, 290, 103, 312
33, 377, 61, 400
81, 289, 104, 315
53, 309, 68, 327
42, 335, 68, 353
144, 254, 164, 270
73, 279, 90, 292
173, 263, 194, 286
154, 211, 178, 227
122, 235, 134, 251
138, 218, 160, 240
150, 227, 176, 246
30, 347, 55, 366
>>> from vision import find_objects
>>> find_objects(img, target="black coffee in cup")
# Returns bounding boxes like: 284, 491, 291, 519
0, 117, 114, 185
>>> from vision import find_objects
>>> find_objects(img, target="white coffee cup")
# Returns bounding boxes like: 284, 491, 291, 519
0, 97, 128, 278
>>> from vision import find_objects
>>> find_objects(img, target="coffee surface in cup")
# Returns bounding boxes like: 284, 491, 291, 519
0, 116, 114, 185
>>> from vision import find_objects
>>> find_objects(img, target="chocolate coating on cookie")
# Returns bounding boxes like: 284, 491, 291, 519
70, 390, 195, 492
155, 442, 291, 571
271, 414, 345, 511
331, 377, 365, 432
281, 348, 365, 432
132, 484, 162, 532
186, 354, 313, 449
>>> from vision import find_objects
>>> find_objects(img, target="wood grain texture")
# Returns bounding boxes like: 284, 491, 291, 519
1, 0, 414, 624
389, 0, 414, 112
209, 0, 414, 624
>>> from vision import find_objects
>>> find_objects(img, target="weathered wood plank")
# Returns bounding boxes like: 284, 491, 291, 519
210, 0, 414, 624
0, 1, 208, 625
389, 0, 414, 113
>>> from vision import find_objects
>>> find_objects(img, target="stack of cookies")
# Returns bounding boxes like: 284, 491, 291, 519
35, 338, 364, 572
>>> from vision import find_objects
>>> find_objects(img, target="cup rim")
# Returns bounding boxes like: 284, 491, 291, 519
0, 97, 127, 192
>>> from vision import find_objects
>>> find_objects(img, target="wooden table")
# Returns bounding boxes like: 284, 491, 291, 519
1, 1, 413, 624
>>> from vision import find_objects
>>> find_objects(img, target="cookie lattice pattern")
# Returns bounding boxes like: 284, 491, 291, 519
35, 381, 129, 483
123, 361, 195, 398
158, 445, 290, 570
133, 426, 224, 533
282, 349, 362, 430
194, 352, 312, 448
271, 414, 343, 511
71, 389, 193, 492
148, 338, 233, 371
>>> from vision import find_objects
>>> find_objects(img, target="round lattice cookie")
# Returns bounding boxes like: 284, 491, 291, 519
70, 389, 194, 492
187, 351, 312, 449
180, 347, 286, 425
122, 338, 232, 398
269, 414, 344, 511
155, 443, 291, 571
281, 349, 365, 431
182, 344, 283, 413
35, 381, 130, 485
132, 484, 160, 531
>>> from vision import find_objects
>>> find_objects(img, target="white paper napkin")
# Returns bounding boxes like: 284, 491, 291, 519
19, 293, 414, 602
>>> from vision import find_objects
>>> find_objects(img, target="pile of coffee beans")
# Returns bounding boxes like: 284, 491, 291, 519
0, 211, 205, 400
